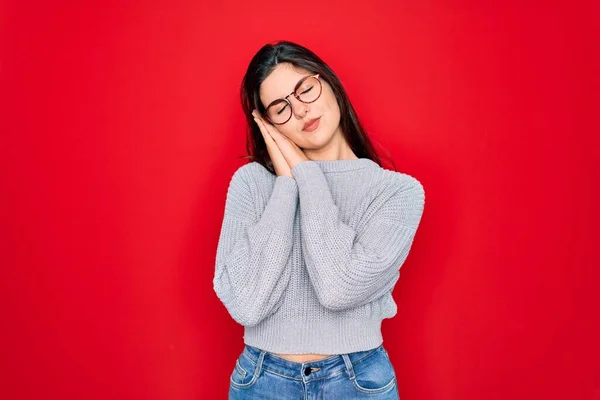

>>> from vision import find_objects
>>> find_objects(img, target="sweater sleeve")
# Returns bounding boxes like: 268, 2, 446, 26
213, 167, 298, 326
291, 161, 425, 311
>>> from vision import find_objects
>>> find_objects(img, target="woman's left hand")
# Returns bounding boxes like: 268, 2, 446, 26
252, 110, 309, 170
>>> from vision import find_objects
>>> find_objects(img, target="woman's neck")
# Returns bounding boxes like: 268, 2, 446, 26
303, 129, 357, 161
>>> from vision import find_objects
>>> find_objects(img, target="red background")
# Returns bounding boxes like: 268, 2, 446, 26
1, 1, 599, 399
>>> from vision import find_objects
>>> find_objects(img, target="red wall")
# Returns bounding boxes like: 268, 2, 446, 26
1, 1, 598, 399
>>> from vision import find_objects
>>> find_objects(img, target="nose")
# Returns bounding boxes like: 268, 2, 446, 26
290, 96, 309, 119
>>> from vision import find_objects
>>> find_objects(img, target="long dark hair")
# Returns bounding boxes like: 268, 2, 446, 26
240, 40, 394, 174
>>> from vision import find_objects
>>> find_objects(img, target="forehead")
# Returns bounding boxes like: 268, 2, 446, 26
259, 63, 312, 107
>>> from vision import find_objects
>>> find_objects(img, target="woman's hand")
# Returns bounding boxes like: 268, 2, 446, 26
252, 110, 309, 177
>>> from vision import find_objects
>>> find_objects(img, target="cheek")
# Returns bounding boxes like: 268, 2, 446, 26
280, 126, 298, 139
323, 95, 340, 123
321, 90, 339, 114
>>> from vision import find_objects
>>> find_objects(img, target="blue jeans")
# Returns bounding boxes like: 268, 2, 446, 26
228, 344, 400, 399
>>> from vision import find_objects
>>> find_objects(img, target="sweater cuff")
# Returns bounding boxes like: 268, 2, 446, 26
291, 161, 323, 185
291, 161, 333, 211
259, 175, 299, 231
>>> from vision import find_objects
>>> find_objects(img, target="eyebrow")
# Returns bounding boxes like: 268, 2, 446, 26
265, 75, 311, 109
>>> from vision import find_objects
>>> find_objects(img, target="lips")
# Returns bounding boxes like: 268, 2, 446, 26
303, 117, 320, 132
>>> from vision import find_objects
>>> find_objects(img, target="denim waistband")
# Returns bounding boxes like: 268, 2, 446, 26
241, 344, 385, 382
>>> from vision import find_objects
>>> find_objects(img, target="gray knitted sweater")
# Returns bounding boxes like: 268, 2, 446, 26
213, 158, 425, 354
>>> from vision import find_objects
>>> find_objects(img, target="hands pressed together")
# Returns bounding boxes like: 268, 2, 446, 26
252, 110, 309, 178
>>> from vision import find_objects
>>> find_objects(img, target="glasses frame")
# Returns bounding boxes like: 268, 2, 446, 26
263, 74, 322, 125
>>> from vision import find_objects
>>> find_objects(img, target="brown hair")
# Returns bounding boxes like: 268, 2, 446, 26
240, 40, 395, 174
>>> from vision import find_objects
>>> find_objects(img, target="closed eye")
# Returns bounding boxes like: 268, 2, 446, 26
276, 104, 289, 115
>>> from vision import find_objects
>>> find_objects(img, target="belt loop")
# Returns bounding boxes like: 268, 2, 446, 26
255, 350, 266, 377
341, 354, 355, 380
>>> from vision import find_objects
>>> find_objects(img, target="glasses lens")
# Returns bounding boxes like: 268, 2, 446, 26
296, 76, 321, 103
266, 100, 291, 125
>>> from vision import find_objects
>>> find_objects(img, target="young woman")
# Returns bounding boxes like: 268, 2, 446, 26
213, 40, 425, 399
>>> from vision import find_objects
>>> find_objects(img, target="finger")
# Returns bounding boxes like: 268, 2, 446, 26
252, 109, 270, 128
255, 119, 305, 165
253, 114, 295, 157
255, 118, 280, 153
253, 116, 271, 140
256, 117, 287, 146
252, 114, 266, 134
254, 117, 289, 168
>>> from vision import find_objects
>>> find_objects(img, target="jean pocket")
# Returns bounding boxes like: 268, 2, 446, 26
351, 347, 397, 394
230, 351, 260, 389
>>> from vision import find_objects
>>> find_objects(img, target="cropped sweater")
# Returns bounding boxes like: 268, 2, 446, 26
213, 158, 425, 354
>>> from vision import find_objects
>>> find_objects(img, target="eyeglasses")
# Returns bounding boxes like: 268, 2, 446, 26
263, 74, 322, 125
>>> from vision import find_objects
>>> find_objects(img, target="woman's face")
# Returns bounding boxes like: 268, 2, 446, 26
258, 63, 342, 150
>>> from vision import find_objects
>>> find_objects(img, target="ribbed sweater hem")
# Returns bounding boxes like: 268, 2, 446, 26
243, 317, 383, 355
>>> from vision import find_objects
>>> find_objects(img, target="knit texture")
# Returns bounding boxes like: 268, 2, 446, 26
213, 158, 425, 354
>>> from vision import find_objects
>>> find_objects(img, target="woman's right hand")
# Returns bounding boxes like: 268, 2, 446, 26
252, 110, 292, 178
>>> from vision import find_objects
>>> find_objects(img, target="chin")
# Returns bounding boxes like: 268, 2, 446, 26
304, 132, 335, 150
